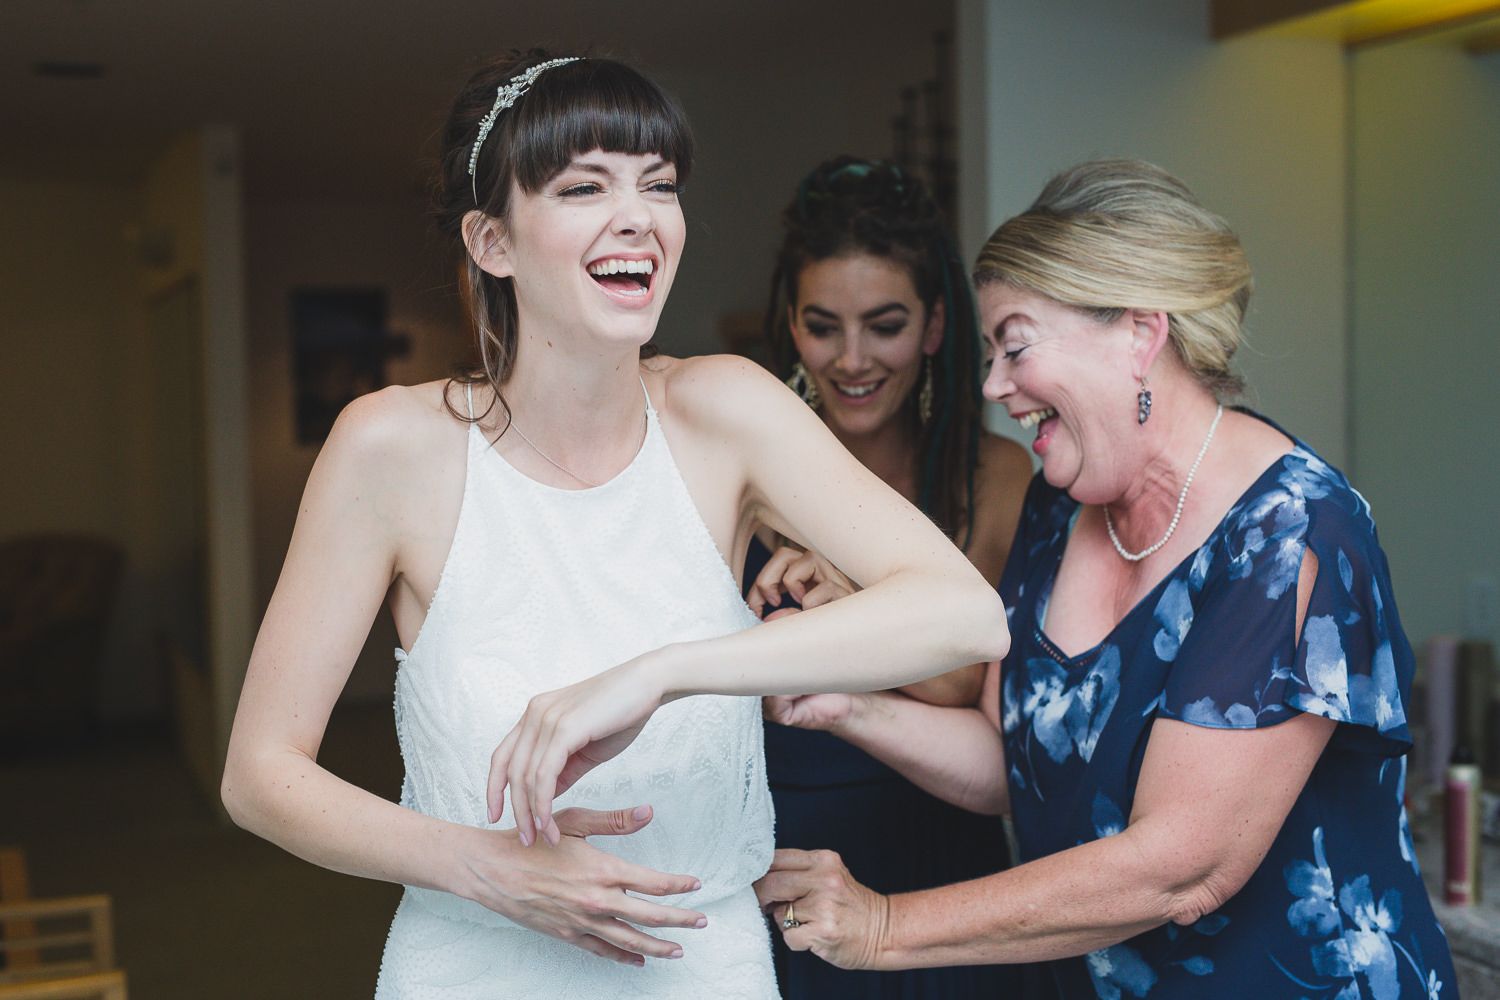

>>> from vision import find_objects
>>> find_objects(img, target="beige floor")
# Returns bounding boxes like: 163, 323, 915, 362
1, 701, 405, 999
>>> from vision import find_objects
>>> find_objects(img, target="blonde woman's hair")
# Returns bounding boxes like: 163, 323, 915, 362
973, 159, 1250, 397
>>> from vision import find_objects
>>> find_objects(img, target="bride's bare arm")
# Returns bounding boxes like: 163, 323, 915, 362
221, 387, 705, 965
490, 358, 1011, 845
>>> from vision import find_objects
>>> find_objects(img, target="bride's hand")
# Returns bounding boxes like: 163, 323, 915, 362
746, 545, 856, 619
469, 804, 706, 965
487, 658, 664, 847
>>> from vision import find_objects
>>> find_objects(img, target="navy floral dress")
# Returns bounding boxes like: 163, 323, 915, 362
999, 417, 1455, 1000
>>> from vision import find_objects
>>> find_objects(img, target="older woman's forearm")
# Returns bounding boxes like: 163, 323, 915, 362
868, 714, 1338, 969
831, 690, 1008, 815
875, 823, 1205, 969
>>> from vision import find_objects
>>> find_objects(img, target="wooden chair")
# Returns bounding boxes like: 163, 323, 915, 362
0, 895, 115, 986
0, 970, 127, 999
0, 848, 123, 998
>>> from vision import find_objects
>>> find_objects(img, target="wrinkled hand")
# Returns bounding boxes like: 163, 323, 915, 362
487, 659, 662, 847
470, 804, 706, 966
763, 691, 857, 732
746, 545, 856, 619
754, 848, 890, 970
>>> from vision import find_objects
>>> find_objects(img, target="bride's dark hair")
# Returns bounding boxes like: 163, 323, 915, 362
432, 50, 694, 422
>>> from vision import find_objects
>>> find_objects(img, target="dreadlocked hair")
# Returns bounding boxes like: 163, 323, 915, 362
763, 156, 983, 548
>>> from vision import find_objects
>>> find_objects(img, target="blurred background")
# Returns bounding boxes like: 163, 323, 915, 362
0, 0, 1496, 996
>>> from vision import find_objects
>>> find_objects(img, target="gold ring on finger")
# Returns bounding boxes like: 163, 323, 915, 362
782, 902, 800, 929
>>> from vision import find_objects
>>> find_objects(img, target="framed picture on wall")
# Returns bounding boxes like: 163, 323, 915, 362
290, 287, 409, 444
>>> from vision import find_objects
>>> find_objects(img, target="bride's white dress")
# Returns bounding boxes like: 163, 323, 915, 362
374, 386, 778, 998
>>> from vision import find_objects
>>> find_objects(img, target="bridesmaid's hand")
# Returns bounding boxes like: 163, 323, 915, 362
746, 545, 856, 619
469, 804, 706, 966
754, 848, 890, 971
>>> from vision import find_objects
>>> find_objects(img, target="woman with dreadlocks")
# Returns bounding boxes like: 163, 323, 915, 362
745, 157, 1033, 999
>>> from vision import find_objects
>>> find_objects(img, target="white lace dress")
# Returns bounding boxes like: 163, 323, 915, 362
374, 387, 778, 999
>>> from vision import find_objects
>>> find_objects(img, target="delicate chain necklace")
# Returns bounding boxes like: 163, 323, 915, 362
504, 380, 648, 489
507, 420, 603, 488
1103, 405, 1223, 562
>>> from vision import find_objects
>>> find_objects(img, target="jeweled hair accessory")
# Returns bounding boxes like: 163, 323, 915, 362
468, 57, 582, 202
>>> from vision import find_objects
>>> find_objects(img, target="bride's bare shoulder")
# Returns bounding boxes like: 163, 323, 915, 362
651, 353, 789, 429
319, 379, 471, 473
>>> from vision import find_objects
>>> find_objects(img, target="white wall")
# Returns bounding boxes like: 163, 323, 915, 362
1351, 42, 1500, 645
0, 177, 154, 715
0, 179, 139, 540
959, 0, 1348, 464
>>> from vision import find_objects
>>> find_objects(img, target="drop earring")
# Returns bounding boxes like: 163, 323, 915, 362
1137, 377, 1152, 425
787, 361, 820, 410
918, 357, 934, 425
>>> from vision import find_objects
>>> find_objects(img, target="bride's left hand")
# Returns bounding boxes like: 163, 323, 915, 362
487, 658, 663, 848
754, 848, 890, 970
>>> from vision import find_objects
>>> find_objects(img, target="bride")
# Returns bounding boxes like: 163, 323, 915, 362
220, 51, 1008, 998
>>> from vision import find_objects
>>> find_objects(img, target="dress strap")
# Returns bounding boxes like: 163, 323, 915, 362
639, 374, 655, 415
466, 383, 474, 420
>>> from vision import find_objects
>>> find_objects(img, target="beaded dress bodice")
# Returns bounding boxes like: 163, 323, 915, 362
390, 388, 774, 929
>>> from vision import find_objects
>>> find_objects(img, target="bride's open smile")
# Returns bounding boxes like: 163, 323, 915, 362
489, 149, 686, 352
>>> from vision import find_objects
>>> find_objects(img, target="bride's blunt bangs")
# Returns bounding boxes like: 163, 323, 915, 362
498, 59, 694, 194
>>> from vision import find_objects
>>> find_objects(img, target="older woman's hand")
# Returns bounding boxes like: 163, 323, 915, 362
746, 545, 856, 619
754, 848, 891, 971
763, 691, 856, 731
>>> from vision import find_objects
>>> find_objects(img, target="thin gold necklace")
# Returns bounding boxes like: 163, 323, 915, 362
507, 420, 603, 488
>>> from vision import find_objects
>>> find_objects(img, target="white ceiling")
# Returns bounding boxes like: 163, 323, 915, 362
2, 0, 953, 199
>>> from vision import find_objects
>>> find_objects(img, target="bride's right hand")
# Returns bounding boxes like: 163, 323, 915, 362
467, 804, 707, 966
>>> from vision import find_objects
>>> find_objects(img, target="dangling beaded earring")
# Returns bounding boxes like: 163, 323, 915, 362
787, 361, 820, 410
918, 356, 934, 425
1137, 376, 1152, 425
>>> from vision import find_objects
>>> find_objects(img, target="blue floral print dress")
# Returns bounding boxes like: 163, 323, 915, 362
999, 417, 1455, 1000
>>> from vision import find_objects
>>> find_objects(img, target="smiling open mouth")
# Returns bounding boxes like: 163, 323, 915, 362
588, 258, 654, 296
1016, 406, 1057, 429
833, 379, 884, 399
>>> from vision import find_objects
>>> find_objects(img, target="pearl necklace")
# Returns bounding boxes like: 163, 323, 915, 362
508, 421, 603, 487
1103, 405, 1223, 562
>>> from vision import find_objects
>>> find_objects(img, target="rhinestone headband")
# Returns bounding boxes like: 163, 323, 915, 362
468, 57, 582, 203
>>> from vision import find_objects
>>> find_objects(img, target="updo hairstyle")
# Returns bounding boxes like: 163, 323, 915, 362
432, 51, 694, 418
764, 157, 984, 544
972, 159, 1251, 398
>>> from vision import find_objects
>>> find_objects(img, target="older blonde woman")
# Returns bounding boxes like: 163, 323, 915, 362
749, 160, 1455, 1000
